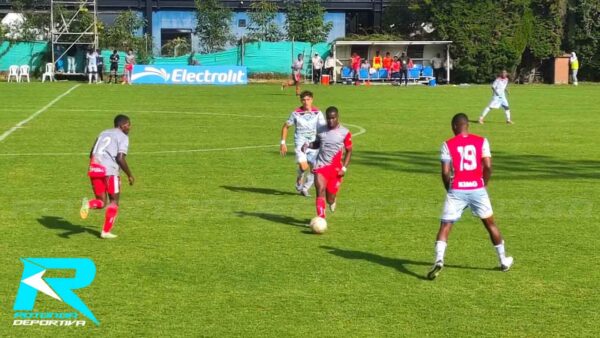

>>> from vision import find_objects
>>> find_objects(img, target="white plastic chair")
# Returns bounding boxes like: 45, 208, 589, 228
7, 65, 19, 82
18, 65, 30, 83
42, 63, 55, 82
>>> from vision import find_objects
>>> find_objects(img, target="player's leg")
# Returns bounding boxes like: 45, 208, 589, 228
81, 177, 108, 219
101, 176, 121, 239
314, 173, 328, 218
88, 66, 93, 84
470, 188, 513, 271
428, 190, 467, 280
502, 97, 513, 124
325, 171, 342, 212
301, 149, 318, 195
572, 69, 578, 86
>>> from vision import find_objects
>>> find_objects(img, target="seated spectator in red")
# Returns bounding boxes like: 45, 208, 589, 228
391, 56, 401, 81
382, 52, 392, 75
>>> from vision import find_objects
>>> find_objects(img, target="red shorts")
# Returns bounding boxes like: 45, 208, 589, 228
314, 165, 343, 195
293, 72, 301, 84
91, 175, 121, 196
125, 64, 133, 72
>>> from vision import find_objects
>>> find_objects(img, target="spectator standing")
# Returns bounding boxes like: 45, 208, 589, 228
399, 52, 413, 86
390, 56, 401, 82
108, 50, 120, 84
123, 49, 136, 85
382, 52, 392, 78
351, 53, 361, 82
431, 53, 443, 84
569, 52, 579, 86
372, 51, 383, 70
96, 49, 105, 83
312, 53, 323, 84
323, 55, 343, 78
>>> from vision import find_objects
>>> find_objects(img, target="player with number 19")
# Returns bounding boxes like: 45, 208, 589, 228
80, 114, 135, 239
427, 113, 513, 280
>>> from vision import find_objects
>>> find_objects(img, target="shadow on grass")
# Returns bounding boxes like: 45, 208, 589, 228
353, 150, 600, 180
37, 216, 101, 239
235, 211, 310, 229
222, 185, 298, 196
321, 246, 497, 280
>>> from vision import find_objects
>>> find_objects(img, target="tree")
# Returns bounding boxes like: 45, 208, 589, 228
9, 0, 50, 41
383, 0, 430, 38
194, 0, 235, 53
565, 0, 600, 80
99, 10, 151, 63
247, 0, 283, 42
285, 0, 332, 44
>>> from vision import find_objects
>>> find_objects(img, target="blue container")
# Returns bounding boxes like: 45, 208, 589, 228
429, 79, 437, 86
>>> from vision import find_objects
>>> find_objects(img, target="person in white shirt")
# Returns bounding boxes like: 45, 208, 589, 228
431, 53, 444, 83
312, 53, 323, 84
323, 55, 343, 78
86, 48, 99, 84
479, 70, 513, 125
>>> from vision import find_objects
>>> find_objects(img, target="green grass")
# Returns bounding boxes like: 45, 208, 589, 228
0, 82, 598, 337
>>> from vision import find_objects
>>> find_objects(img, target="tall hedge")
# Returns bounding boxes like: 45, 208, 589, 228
564, 0, 600, 81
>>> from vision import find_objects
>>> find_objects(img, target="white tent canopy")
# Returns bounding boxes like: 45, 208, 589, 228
332, 40, 453, 83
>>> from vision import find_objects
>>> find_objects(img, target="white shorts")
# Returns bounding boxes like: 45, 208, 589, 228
441, 188, 493, 222
295, 146, 317, 164
88, 65, 98, 73
488, 96, 509, 109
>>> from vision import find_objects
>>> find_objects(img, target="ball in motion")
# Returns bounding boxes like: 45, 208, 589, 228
310, 217, 327, 234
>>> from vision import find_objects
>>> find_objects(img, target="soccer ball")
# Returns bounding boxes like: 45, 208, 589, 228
310, 217, 327, 234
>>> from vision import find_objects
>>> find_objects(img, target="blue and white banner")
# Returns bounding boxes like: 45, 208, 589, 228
131, 65, 248, 85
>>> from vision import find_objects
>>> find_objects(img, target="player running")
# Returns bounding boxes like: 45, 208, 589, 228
427, 113, 513, 280
479, 70, 513, 124
282, 53, 304, 96
80, 114, 135, 239
280, 91, 325, 196
304, 106, 352, 219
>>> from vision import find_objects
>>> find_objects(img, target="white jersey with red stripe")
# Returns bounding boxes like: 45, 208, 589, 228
314, 125, 352, 169
441, 133, 490, 190
91, 128, 129, 176
286, 107, 325, 146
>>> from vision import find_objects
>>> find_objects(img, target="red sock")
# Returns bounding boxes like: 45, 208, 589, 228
88, 199, 104, 209
102, 204, 118, 233
316, 197, 326, 218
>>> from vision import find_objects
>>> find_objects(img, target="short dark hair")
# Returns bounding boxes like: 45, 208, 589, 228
451, 113, 469, 126
114, 114, 130, 127
113, 49, 117, 53
299, 90, 313, 99
325, 106, 338, 116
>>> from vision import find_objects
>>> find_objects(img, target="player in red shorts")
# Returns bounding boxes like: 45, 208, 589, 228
304, 106, 353, 219
80, 115, 135, 239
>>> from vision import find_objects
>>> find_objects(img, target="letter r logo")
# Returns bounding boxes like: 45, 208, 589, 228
13, 258, 99, 325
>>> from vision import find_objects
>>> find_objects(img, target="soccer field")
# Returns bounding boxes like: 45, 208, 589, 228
0, 82, 598, 336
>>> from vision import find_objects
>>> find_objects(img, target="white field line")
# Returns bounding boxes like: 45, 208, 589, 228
0, 109, 367, 156
0, 84, 81, 142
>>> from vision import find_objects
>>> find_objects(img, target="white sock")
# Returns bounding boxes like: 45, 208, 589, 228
94, 73, 98, 82
434, 241, 447, 263
494, 241, 506, 262
481, 107, 491, 119
88, 74, 92, 83
505, 109, 511, 121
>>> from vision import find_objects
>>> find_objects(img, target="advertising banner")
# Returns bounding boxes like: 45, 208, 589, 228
131, 65, 248, 85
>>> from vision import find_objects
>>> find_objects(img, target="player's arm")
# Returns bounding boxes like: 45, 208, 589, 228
116, 153, 135, 185
280, 123, 290, 156
482, 157, 492, 186
338, 147, 352, 177
89, 138, 98, 159
441, 162, 452, 191
440, 142, 452, 191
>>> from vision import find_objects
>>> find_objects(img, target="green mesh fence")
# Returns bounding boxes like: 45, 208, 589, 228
2, 41, 331, 75
0, 41, 49, 72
